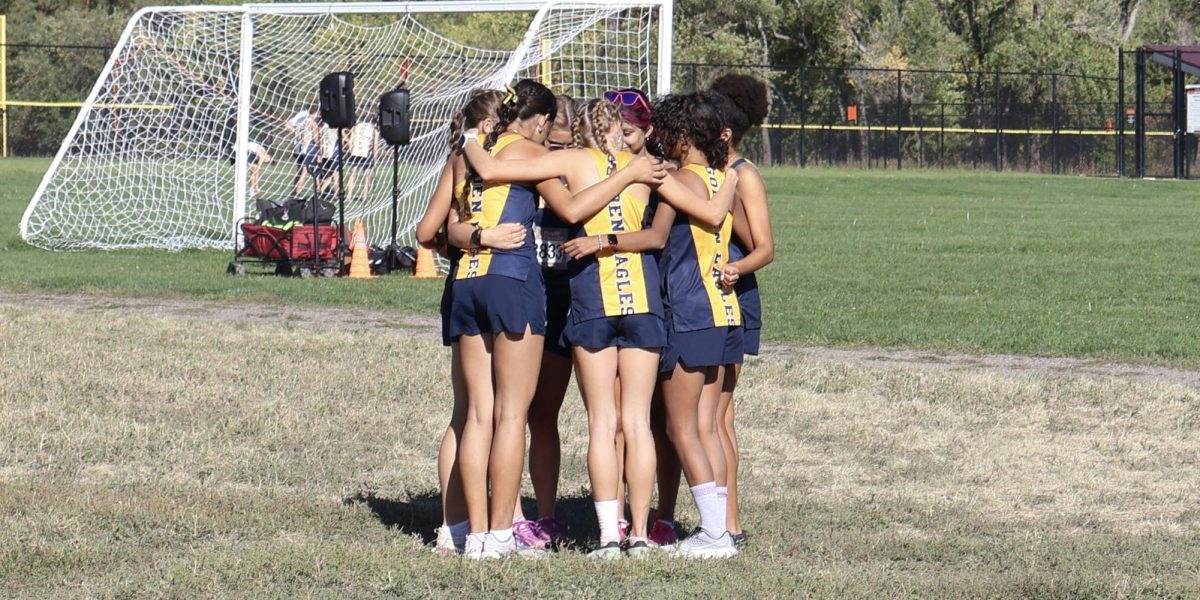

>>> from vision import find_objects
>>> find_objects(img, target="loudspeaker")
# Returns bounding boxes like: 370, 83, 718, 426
319, 72, 356, 128
379, 87, 411, 146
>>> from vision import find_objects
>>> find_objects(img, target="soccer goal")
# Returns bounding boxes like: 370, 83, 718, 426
20, 1, 673, 251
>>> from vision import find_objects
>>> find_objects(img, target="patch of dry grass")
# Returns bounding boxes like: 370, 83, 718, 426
1, 303, 1198, 598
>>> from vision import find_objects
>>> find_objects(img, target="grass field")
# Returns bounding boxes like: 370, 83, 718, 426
4, 159, 1200, 597
2, 301, 1199, 598
5, 158, 1200, 364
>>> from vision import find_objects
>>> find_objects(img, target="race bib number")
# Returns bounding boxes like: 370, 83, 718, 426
535, 225, 569, 271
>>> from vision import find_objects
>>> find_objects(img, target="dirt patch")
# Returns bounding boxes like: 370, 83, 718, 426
0, 290, 439, 337
5, 290, 1200, 388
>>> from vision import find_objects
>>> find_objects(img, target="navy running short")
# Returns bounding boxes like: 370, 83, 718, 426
742, 328, 761, 356
564, 313, 667, 350
660, 324, 744, 372
448, 263, 546, 339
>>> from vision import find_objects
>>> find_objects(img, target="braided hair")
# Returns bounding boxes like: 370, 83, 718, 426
651, 92, 728, 169
486, 78, 557, 150
571, 98, 623, 157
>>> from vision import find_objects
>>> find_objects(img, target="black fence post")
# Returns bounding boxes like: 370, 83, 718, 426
896, 69, 903, 170
1135, 48, 1146, 177
1051, 74, 1059, 174
1174, 47, 1185, 179
994, 71, 1002, 171
939, 102, 945, 168
1117, 49, 1125, 177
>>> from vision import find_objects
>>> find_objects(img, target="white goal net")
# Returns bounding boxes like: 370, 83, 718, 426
20, 1, 673, 251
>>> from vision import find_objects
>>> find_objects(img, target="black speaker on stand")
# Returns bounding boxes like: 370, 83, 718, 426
319, 71, 356, 266
379, 85, 412, 272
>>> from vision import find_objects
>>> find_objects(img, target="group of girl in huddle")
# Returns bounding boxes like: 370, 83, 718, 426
415, 73, 773, 560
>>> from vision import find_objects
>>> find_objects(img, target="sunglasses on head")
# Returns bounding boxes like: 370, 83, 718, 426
603, 89, 651, 114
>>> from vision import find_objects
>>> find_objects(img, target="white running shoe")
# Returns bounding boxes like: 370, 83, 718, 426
479, 531, 546, 560
463, 533, 485, 560
671, 529, 738, 559
432, 525, 464, 556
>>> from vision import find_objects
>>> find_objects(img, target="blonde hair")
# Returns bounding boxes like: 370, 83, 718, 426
571, 98, 622, 157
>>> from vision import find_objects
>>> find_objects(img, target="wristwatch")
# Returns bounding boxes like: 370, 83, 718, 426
606, 233, 618, 250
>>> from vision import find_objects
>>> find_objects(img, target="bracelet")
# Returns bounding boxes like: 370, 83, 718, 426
596, 235, 603, 251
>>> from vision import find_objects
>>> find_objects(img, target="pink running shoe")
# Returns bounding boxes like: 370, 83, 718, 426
536, 517, 564, 545
618, 518, 630, 542
649, 518, 679, 546
513, 519, 547, 550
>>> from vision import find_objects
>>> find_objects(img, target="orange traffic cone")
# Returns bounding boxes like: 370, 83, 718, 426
347, 217, 374, 279
411, 245, 441, 279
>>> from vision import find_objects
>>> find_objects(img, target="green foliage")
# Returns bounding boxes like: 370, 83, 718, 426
2, 0, 1200, 156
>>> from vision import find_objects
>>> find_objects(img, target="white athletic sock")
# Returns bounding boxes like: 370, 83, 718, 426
490, 527, 513, 542
448, 520, 470, 538
467, 531, 486, 546
594, 499, 620, 543
691, 481, 724, 536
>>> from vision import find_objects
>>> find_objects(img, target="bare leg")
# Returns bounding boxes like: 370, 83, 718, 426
359, 170, 373, 203
719, 363, 742, 534
487, 328, 543, 530
345, 168, 358, 203
437, 343, 468, 525
457, 334, 495, 533
698, 365, 728, 488
660, 364, 715, 487
614, 374, 626, 528
528, 351, 571, 519
651, 383, 682, 521
617, 347, 659, 539
574, 345, 620, 541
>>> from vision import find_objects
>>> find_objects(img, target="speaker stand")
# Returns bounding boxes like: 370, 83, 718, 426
382, 143, 406, 272
335, 127, 348, 265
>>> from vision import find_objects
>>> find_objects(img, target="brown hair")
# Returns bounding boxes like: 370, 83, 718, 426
486, 79, 557, 150
448, 89, 504, 151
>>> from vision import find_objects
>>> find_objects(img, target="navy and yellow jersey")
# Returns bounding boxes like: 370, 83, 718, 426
661, 163, 740, 331
455, 133, 538, 280
567, 148, 663, 322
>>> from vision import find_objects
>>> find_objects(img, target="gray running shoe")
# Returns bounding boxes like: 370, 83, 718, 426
588, 541, 622, 560
625, 538, 653, 559
672, 529, 738, 559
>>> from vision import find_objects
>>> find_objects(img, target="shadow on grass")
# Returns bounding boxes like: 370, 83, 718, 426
343, 488, 616, 550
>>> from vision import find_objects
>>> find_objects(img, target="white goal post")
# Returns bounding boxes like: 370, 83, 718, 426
20, 0, 673, 251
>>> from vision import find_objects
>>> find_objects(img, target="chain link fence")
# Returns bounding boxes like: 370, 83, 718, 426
676, 62, 1129, 176
6, 42, 1184, 178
